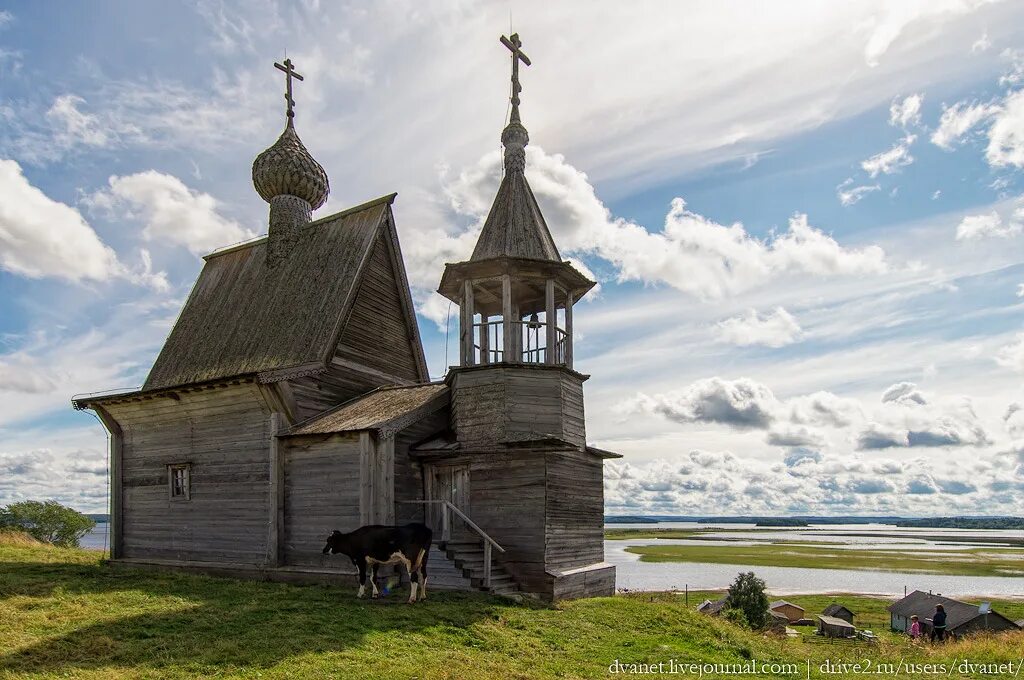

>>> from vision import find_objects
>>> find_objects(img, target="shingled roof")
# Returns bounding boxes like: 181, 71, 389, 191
888, 591, 1012, 631
470, 170, 560, 262
144, 194, 398, 391
285, 383, 449, 437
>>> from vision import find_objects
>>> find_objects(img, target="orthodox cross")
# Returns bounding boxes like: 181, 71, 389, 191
500, 33, 531, 119
274, 58, 304, 123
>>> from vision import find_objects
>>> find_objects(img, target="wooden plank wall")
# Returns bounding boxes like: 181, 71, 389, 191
394, 411, 447, 525
104, 383, 273, 564
544, 450, 605, 571
283, 433, 361, 568
451, 366, 586, 446
468, 451, 548, 592
335, 233, 421, 382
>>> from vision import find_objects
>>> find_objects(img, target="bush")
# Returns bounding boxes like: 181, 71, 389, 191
726, 571, 770, 629
0, 500, 96, 548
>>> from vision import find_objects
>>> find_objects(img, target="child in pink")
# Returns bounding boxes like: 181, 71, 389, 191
909, 615, 921, 639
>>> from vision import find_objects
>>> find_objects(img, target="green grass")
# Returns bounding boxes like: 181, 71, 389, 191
2, 541, 1023, 679
625, 543, 1024, 577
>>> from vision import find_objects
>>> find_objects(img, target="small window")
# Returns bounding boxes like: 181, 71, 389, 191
168, 464, 191, 501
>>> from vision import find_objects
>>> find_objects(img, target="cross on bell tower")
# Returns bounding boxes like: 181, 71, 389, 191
438, 32, 595, 380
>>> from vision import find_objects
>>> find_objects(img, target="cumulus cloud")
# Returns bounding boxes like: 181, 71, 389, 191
861, 135, 916, 177
786, 392, 863, 428
433, 147, 889, 310
930, 100, 1001, 149
856, 383, 990, 449
955, 210, 1022, 240
86, 171, 255, 255
630, 377, 778, 430
881, 382, 929, 405
836, 179, 881, 206
1004, 402, 1024, 437
715, 307, 802, 348
767, 426, 825, 448
889, 94, 923, 128
0, 159, 166, 289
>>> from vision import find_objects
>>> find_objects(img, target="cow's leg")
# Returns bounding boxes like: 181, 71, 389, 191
370, 563, 381, 599
357, 559, 367, 599
419, 556, 428, 601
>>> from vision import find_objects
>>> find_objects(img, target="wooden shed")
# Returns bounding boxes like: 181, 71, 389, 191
822, 603, 855, 624
818, 615, 856, 638
770, 600, 806, 623
73, 42, 618, 601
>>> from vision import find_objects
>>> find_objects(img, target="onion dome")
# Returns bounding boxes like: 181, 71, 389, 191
251, 122, 330, 210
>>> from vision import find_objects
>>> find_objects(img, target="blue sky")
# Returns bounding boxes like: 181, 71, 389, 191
3, 1, 1024, 516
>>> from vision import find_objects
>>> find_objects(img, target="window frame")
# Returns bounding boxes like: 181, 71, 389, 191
168, 463, 191, 501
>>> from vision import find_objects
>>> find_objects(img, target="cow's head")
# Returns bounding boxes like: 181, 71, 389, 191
322, 530, 349, 556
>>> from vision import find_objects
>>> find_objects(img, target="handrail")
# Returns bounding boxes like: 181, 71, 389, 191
398, 500, 504, 552
397, 499, 505, 588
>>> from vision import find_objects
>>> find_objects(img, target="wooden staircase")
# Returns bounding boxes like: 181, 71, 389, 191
438, 539, 519, 596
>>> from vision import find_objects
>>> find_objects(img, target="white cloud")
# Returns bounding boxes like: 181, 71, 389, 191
0, 10, 12, 29
889, 94, 923, 128
996, 333, 1024, 372
861, 0, 1004, 68
0, 159, 166, 289
716, 307, 803, 348
837, 179, 881, 206
999, 47, 1024, 86
955, 210, 1021, 240
971, 32, 993, 53
986, 89, 1024, 168
931, 100, 1001, 149
629, 377, 779, 430
426, 147, 889, 311
881, 381, 929, 405
45, 95, 112, 151
87, 171, 255, 255
861, 134, 916, 177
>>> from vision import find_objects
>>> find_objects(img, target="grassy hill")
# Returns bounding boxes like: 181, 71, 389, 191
1, 537, 1022, 679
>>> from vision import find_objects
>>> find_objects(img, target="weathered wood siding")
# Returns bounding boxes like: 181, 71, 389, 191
466, 452, 548, 592
450, 366, 585, 446
102, 383, 273, 564
394, 411, 446, 525
283, 433, 361, 568
550, 565, 616, 600
544, 450, 605, 572
336, 233, 421, 382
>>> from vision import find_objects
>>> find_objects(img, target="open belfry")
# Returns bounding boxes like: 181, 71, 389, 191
75, 34, 618, 600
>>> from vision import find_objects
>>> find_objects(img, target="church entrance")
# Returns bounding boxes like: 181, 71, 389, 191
425, 464, 470, 540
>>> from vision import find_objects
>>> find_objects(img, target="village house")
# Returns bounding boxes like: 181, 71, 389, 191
73, 36, 619, 601
821, 603, 855, 625
888, 591, 1021, 637
769, 600, 806, 623
817, 615, 856, 639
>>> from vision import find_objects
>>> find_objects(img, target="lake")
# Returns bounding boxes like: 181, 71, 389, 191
81, 521, 1024, 597
606, 522, 1024, 597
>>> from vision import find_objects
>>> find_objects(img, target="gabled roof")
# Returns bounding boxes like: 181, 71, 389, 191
817, 615, 855, 629
284, 383, 448, 437
470, 171, 560, 262
823, 604, 855, 617
143, 194, 412, 391
887, 591, 1001, 630
770, 600, 804, 611
697, 595, 728, 615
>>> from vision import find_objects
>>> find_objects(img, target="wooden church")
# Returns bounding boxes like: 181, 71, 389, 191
75, 37, 618, 600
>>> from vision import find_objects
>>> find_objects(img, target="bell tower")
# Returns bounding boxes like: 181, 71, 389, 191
438, 33, 596, 445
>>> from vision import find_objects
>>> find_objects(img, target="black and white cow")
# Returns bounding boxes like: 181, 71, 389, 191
322, 523, 432, 603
